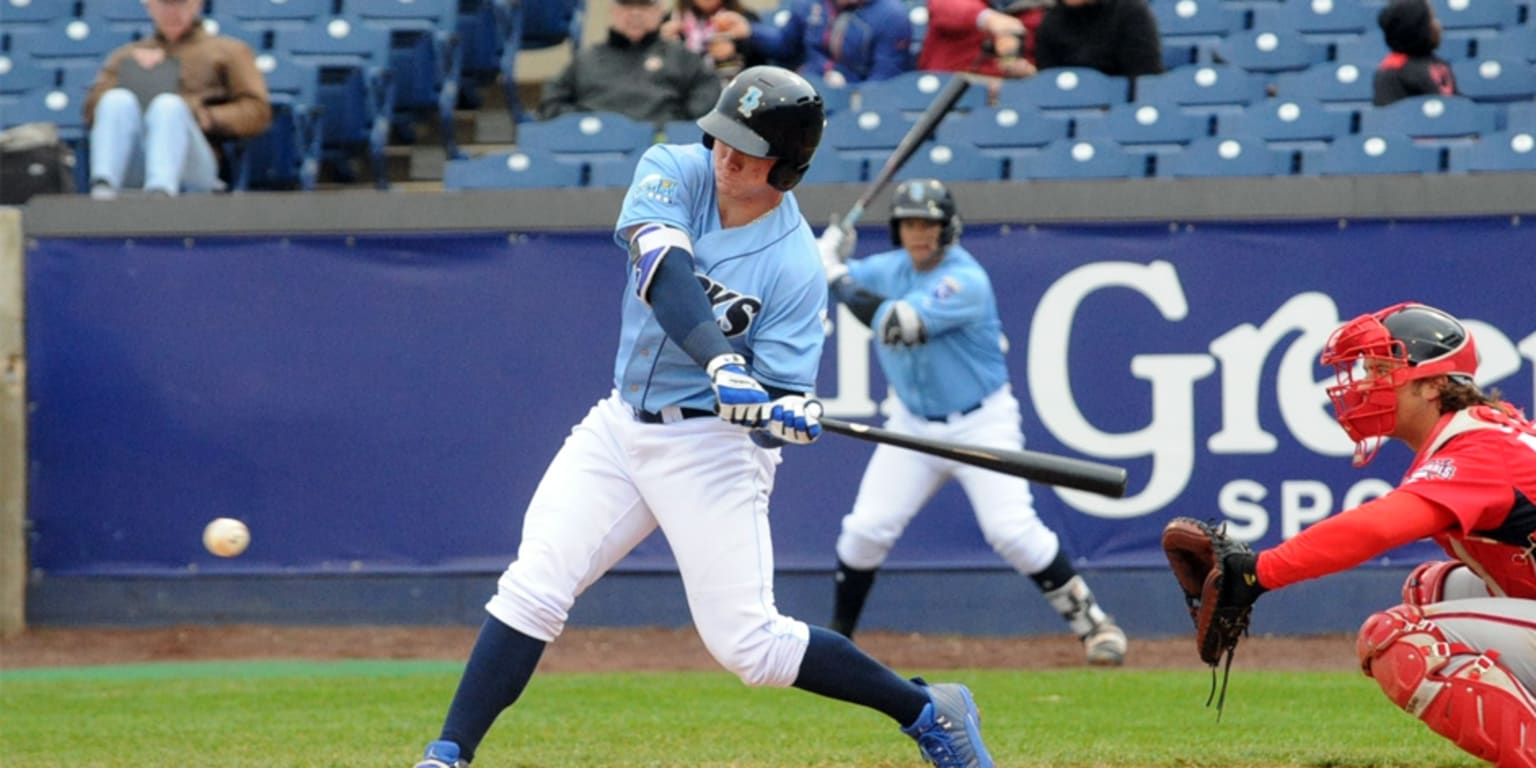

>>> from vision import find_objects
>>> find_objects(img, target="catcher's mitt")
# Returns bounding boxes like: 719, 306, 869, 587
1161, 517, 1266, 713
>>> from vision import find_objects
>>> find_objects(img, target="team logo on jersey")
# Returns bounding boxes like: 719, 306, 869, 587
737, 86, 763, 118
1407, 458, 1457, 483
696, 275, 762, 337
634, 173, 677, 204
932, 276, 962, 300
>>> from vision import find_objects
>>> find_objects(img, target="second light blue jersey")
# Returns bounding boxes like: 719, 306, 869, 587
612, 143, 828, 413
847, 244, 1008, 417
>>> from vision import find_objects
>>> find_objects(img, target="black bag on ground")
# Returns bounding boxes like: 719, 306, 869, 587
0, 122, 77, 205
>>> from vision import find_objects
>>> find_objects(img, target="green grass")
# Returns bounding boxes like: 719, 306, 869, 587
0, 661, 1478, 767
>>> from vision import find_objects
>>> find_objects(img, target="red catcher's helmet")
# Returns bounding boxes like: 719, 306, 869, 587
1320, 302, 1479, 466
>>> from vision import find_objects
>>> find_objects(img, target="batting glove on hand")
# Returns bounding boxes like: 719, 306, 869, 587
763, 396, 822, 444
817, 215, 854, 283
708, 353, 771, 427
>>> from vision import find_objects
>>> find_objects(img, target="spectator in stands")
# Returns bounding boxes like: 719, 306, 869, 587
83, 0, 270, 199
660, 0, 767, 83
709, 0, 914, 87
1032, 0, 1163, 78
539, 0, 723, 123
918, 0, 1051, 82
1373, 0, 1457, 106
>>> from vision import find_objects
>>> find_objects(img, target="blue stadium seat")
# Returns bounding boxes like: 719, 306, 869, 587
997, 67, 1130, 116
58, 62, 96, 98
0, 86, 83, 138
1152, 0, 1246, 54
1074, 102, 1209, 153
1448, 130, 1536, 172
800, 72, 853, 116
823, 108, 918, 165
0, 0, 73, 25
1133, 64, 1269, 117
1274, 61, 1375, 113
1451, 58, 1536, 103
0, 54, 56, 103
892, 141, 1003, 182
497, 0, 585, 123
1311, 131, 1442, 174
1472, 25, 1536, 64
514, 111, 656, 170
349, 0, 465, 158
91, 0, 158, 36
934, 105, 1071, 180
1158, 135, 1295, 177
661, 119, 704, 146
1430, 0, 1520, 38
1252, 1, 1376, 44
1217, 97, 1352, 150
1214, 29, 1329, 73
17, 17, 135, 75
800, 153, 865, 184
454, 0, 502, 104
1017, 138, 1148, 179
219, 0, 332, 31
238, 53, 323, 190
1358, 94, 1500, 145
444, 147, 584, 188
906, 0, 928, 59
854, 70, 989, 116
585, 152, 644, 188
274, 18, 397, 188
1508, 101, 1536, 131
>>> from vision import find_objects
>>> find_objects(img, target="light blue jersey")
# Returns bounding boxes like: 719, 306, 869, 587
613, 143, 828, 413
848, 244, 1008, 418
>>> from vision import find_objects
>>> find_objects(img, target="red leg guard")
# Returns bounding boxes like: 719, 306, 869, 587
1358, 605, 1536, 767
1402, 561, 1466, 606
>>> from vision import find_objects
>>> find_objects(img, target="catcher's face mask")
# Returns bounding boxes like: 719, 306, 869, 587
1320, 302, 1478, 466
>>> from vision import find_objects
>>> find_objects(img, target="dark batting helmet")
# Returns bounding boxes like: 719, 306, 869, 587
697, 65, 825, 191
889, 178, 960, 246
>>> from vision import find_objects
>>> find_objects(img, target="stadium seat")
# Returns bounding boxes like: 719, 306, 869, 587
17, 17, 135, 75
892, 141, 1003, 182
1016, 137, 1148, 180
238, 53, 323, 190
514, 111, 656, 169
350, 0, 465, 158
91, 0, 158, 36
0, 86, 83, 138
274, 19, 397, 188
454, 0, 502, 106
934, 105, 1071, 180
1472, 25, 1536, 64
998, 68, 1130, 117
444, 147, 584, 188
585, 152, 643, 188
0, 54, 56, 103
661, 119, 704, 146
219, 0, 332, 31
906, 0, 928, 59
1448, 130, 1536, 172
1252, 1, 1376, 45
498, 0, 585, 123
800, 71, 853, 116
1159, 135, 1295, 177
1133, 64, 1269, 117
823, 108, 918, 166
1214, 29, 1329, 74
1217, 98, 1352, 150
1152, 0, 1246, 54
800, 153, 865, 185
1429, 0, 1520, 38
1310, 131, 1441, 174
1274, 62, 1375, 113
0, 0, 73, 27
1074, 102, 1209, 153
1508, 101, 1536, 131
1451, 58, 1536, 103
1358, 94, 1500, 145
853, 71, 989, 117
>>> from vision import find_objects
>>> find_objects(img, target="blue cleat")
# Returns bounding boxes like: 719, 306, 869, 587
414, 740, 468, 768
901, 680, 995, 768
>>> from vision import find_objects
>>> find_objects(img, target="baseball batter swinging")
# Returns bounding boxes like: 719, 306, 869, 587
413, 67, 996, 768
817, 178, 1129, 665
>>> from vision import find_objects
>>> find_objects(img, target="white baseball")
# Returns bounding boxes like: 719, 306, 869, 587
203, 517, 250, 558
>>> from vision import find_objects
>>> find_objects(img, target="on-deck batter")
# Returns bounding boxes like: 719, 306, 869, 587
413, 67, 996, 768
817, 179, 1129, 665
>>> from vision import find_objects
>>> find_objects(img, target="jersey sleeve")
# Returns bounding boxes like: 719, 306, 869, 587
898, 261, 990, 338
614, 145, 700, 247
1256, 491, 1456, 589
1395, 432, 1521, 535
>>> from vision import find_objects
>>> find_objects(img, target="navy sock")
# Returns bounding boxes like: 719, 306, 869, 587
792, 626, 928, 726
1028, 549, 1078, 593
438, 616, 547, 762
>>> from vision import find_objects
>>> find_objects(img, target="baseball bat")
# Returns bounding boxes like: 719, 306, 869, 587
840, 74, 973, 230
817, 416, 1129, 498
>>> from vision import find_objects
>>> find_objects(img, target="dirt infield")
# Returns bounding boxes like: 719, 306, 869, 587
0, 625, 1362, 672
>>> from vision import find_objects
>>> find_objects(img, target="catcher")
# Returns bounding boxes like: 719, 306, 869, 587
1163, 301, 1536, 768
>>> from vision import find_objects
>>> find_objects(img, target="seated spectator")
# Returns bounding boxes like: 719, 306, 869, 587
83, 0, 270, 199
1373, 0, 1456, 106
710, 0, 914, 87
919, 0, 1050, 82
539, 0, 723, 123
1033, 0, 1162, 78
660, 0, 767, 83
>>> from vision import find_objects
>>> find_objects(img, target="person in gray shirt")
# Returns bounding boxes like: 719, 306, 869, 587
538, 0, 723, 124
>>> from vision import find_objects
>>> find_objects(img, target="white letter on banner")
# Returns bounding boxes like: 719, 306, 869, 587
820, 304, 880, 418
1216, 479, 1270, 541
1029, 260, 1214, 518
1281, 480, 1333, 537
1208, 292, 1344, 456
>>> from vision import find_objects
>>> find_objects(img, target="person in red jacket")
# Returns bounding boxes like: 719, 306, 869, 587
917, 0, 1048, 80
1215, 302, 1536, 768
1373, 0, 1457, 106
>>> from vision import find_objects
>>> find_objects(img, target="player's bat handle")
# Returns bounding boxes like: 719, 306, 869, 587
818, 416, 1128, 498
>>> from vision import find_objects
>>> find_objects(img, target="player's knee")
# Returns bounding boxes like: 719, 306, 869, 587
982, 519, 1057, 573
835, 525, 895, 571
1356, 604, 1447, 705
697, 615, 808, 688
483, 562, 573, 643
